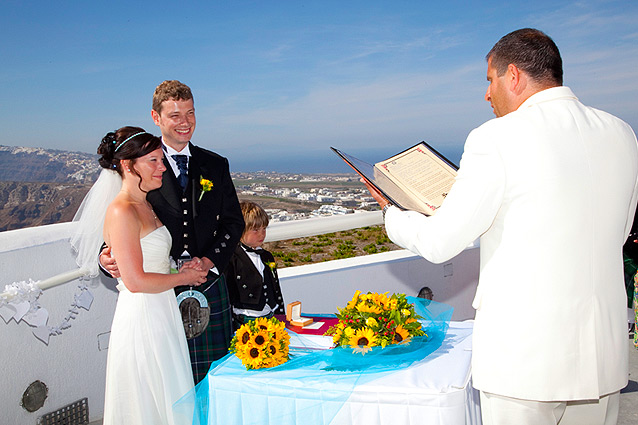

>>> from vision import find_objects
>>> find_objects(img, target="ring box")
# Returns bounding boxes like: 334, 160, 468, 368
286, 301, 313, 327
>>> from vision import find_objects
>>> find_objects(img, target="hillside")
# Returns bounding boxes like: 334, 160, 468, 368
264, 226, 399, 268
0, 182, 90, 231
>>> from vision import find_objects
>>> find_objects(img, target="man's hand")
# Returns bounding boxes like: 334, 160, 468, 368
360, 178, 390, 209
99, 246, 121, 279
199, 256, 215, 271
182, 256, 214, 272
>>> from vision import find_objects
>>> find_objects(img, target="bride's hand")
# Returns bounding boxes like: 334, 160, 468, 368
180, 257, 203, 271
179, 266, 208, 286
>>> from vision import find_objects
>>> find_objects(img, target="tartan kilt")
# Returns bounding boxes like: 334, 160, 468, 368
176, 274, 233, 383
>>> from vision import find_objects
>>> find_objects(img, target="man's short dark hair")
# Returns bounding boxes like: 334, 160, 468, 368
152, 80, 194, 114
487, 28, 563, 86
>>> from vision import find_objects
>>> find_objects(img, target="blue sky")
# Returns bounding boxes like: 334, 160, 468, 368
1, 1, 637, 172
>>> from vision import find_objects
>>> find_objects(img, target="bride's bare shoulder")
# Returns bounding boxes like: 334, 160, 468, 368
104, 195, 141, 242
106, 194, 137, 219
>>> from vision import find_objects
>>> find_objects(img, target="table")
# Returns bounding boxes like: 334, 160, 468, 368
177, 321, 481, 425
329, 321, 480, 424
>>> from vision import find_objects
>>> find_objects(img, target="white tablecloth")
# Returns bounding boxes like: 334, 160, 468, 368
330, 321, 480, 424
190, 321, 480, 425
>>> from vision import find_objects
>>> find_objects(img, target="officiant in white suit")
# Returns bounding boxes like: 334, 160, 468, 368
364, 28, 638, 425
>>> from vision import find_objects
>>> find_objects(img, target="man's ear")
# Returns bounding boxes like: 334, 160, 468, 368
507, 63, 529, 96
151, 109, 160, 126
507, 64, 520, 90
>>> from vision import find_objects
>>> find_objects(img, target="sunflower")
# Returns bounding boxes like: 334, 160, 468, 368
252, 329, 269, 348
268, 343, 279, 357
281, 332, 291, 346
233, 339, 251, 356
279, 344, 289, 358
346, 290, 361, 309
356, 302, 382, 314
370, 292, 389, 308
344, 326, 355, 339
387, 298, 398, 310
236, 324, 252, 347
245, 345, 265, 369
350, 328, 377, 348
270, 320, 287, 340
393, 325, 411, 344
269, 343, 288, 363
263, 357, 282, 369
254, 317, 270, 331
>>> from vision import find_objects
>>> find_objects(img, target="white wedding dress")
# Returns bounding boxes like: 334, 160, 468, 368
103, 226, 194, 425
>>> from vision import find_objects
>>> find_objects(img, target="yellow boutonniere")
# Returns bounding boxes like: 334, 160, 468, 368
266, 261, 277, 277
199, 176, 213, 201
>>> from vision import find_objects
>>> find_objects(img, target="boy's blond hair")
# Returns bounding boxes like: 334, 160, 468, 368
240, 201, 269, 233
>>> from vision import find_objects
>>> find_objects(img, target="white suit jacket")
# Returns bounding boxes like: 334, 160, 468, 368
385, 86, 638, 401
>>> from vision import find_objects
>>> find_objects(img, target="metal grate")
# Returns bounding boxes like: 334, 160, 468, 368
37, 398, 89, 425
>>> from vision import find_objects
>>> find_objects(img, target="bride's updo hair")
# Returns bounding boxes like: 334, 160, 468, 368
97, 126, 162, 177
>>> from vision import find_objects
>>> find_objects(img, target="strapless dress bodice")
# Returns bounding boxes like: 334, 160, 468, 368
116, 226, 172, 291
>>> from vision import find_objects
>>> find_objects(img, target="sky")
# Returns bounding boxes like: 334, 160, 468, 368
1, 0, 637, 172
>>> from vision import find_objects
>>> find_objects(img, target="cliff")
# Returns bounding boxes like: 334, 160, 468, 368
0, 145, 98, 231
0, 182, 91, 231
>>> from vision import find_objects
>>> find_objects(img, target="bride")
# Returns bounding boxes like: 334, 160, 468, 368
73, 127, 207, 425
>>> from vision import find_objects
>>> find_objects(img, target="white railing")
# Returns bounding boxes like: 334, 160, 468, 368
266, 210, 383, 242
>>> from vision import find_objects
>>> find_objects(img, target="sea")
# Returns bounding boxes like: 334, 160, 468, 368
228, 144, 465, 174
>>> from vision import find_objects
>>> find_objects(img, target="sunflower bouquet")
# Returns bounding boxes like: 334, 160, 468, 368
230, 316, 290, 370
325, 291, 425, 350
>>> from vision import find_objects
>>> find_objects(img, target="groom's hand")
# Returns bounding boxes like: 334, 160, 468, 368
99, 246, 121, 279
182, 257, 214, 272
199, 256, 214, 272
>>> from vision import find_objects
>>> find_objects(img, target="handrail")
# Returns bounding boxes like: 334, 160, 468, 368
265, 210, 383, 242
1, 268, 88, 303
1, 211, 385, 298
38, 268, 89, 290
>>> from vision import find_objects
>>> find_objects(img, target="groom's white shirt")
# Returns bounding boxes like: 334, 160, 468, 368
162, 141, 192, 178
385, 86, 638, 401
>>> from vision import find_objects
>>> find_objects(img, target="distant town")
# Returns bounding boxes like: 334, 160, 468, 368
232, 170, 378, 222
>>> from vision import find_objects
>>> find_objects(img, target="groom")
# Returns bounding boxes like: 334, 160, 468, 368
102, 80, 244, 382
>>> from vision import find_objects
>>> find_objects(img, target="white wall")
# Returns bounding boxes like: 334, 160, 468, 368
279, 247, 479, 321
0, 223, 118, 424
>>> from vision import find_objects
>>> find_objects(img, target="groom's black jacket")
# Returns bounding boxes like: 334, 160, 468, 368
147, 143, 244, 275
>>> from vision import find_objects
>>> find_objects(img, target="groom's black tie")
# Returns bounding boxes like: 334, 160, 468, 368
172, 154, 189, 191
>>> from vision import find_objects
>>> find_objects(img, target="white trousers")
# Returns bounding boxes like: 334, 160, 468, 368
480, 391, 620, 425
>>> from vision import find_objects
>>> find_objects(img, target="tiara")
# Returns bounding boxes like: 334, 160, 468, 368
114, 132, 148, 152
